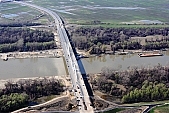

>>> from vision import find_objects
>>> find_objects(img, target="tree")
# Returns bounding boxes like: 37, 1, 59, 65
0, 93, 29, 112
0, 27, 56, 53
17, 38, 24, 51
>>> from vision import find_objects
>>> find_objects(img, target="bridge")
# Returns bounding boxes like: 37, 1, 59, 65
14, 1, 94, 113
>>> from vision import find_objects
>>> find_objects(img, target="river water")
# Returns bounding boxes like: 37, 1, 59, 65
0, 57, 66, 79
82, 52, 169, 74
0, 51, 169, 79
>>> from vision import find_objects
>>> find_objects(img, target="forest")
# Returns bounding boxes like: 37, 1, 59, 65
68, 27, 169, 54
90, 64, 169, 103
0, 27, 56, 52
0, 78, 64, 112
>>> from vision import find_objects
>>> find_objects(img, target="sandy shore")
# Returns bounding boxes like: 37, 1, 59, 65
0, 49, 63, 60
0, 47, 162, 61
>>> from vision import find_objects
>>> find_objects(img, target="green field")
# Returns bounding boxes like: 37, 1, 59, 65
26, 0, 169, 25
0, 2, 50, 25
1, 0, 169, 27
123, 100, 169, 107
149, 104, 169, 113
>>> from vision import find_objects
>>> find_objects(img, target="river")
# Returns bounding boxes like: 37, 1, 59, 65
82, 51, 169, 74
0, 51, 169, 79
0, 57, 66, 79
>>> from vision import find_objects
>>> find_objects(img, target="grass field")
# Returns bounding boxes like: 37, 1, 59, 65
75, 23, 169, 28
1, 0, 169, 27
27, 0, 169, 26
149, 104, 169, 113
0, 2, 50, 25
123, 100, 169, 107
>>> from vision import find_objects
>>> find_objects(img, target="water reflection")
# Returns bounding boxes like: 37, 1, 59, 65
82, 51, 169, 74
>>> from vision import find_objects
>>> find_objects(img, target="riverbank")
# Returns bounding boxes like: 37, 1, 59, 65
10, 75, 75, 113
89, 73, 169, 113
77, 48, 166, 57
0, 75, 75, 112
0, 75, 69, 89
0, 49, 63, 61
0, 48, 166, 61
87, 62, 169, 111
0, 75, 115, 112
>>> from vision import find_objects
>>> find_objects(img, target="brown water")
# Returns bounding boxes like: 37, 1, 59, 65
0, 57, 66, 79
82, 51, 169, 74
0, 51, 169, 79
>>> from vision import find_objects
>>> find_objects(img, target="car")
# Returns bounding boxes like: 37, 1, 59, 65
84, 105, 87, 110
77, 104, 82, 106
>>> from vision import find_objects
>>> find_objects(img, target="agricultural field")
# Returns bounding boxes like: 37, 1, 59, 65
27, 0, 169, 26
0, 2, 51, 25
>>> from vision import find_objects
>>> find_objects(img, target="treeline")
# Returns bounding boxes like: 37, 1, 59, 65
0, 27, 56, 52
112, 38, 169, 51
0, 41, 55, 52
122, 83, 169, 103
0, 22, 41, 27
143, 39, 169, 50
0, 77, 64, 112
0, 93, 28, 112
90, 64, 169, 103
0, 27, 54, 44
68, 27, 169, 54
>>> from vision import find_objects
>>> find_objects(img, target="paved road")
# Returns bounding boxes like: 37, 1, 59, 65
14, 1, 94, 113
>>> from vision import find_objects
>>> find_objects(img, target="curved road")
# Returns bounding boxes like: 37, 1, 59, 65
13, 1, 94, 113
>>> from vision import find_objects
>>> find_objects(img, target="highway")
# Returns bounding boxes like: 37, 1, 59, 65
14, 1, 94, 113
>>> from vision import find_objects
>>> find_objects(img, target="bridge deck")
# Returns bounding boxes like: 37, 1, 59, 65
13, 1, 94, 113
